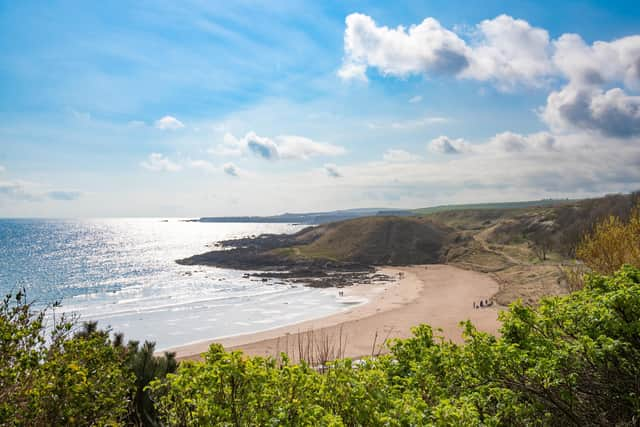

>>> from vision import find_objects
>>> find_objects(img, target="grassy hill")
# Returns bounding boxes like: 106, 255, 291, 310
181, 191, 639, 304
278, 216, 456, 265
411, 199, 571, 215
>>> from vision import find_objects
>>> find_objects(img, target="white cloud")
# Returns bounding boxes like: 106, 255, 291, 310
0, 165, 5, 174
223, 162, 240, 177
0, 180, 82, 202
324, 163, 342, 178
339, 13, 639, 93
428, 136, 471, 154
553, 34, 640, 89
278, 135, 346, 159
462, 15, 554, 89
245, 132, 280, 159
485, 131, 556, 153
541, 34, 640, 137
338, 131, 640, 201
339, 13, 554, 89
141, 153, 182, 172
211, 132, 346, 161
340, 12, 640, 136
0, 181, 39, 201
409, 95, 423, 103
155, 115, 184, 130
337, 62, 368, 82
542, 86, 640, 137
339, 13, 470, 80
383, 149, 421, 162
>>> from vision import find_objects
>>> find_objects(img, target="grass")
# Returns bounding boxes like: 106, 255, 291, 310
412, 199, 570, 216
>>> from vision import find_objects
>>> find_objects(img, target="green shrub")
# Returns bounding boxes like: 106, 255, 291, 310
5, 266, 640, 425
0, 292, 133, 426
150, 266, 640, 426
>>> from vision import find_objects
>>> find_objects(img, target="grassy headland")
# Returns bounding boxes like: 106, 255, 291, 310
179, 192, 639, 304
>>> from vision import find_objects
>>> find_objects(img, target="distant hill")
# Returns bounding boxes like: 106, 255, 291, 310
412, 199, 571, 215
190, 200, 571, 225
190, 208, 414, 225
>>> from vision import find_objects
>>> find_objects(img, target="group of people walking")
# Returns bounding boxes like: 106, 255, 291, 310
473, 299, 493, 309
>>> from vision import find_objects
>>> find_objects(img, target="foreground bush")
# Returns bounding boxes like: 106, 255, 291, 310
0, 294, 177, 426
150, 266, 640, 426
4, 267, 639, 425
0, 293, 133, 425
577, 203, 640, 274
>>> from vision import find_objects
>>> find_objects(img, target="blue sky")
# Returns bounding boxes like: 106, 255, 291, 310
1, 0, 640, 217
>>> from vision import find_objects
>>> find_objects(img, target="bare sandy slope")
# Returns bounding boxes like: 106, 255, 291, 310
172, 265, 500, 362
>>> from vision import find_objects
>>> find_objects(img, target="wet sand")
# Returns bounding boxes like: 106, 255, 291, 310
171, 265, 500, 361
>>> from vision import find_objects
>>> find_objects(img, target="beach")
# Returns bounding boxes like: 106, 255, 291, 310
172, 264, 501, 361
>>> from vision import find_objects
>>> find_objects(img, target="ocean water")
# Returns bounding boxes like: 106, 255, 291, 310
0, 218, 353, 350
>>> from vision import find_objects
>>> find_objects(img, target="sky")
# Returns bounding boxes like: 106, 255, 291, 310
1, 0, 639, 217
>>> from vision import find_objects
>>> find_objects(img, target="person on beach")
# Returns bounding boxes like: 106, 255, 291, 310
480, 300, 484, 308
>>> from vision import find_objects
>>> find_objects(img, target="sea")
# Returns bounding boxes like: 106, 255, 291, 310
0, 218, 355, 350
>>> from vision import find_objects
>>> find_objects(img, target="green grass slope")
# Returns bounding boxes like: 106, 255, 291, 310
284, 216, 456, 265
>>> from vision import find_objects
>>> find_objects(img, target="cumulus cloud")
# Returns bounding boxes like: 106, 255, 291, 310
212, 132, 346, 161
339, 13, 554, 89
541, 34, 640, 137
542, 86, 640, 137
383, 149, 421, 162
155, 116, 184, 130
553, 34, 640, 89
223, 162, 239, 177
428, 136, 471, 154
339, 12, 640, 94
333, 131, 640, 203
245, 132, 279, 159
428, 132, 555, 155
485, 131, 556, 153
341, 12, 640, 136
409, 95, 423, 103
141, 153, 182, 172
324, 163, 342, 178
339, 13, 470, 80
463, 15, 554, 89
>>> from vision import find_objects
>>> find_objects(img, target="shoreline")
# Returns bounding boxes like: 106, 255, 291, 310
170, 265, 501, 361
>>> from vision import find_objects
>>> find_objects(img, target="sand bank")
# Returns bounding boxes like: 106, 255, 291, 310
172, 265, 500, 361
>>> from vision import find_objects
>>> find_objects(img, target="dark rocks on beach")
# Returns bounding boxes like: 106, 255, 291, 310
176, 231, 387, 288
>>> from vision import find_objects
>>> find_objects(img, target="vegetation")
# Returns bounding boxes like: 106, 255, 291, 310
287, 216, 453, 265
0, 294, 177, 426
5, 265, 640, 425
411, 198, 569, 216
149, 266, 640, 426
577, 204, 640, 274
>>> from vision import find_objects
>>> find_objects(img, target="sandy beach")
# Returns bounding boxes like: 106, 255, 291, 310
172, 264, 501, 361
